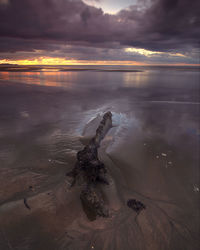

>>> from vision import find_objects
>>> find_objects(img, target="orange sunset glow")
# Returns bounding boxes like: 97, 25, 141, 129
1, 57, 199, 67
0, 57, 145, 66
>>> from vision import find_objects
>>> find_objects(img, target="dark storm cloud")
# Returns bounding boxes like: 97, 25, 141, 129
0, 0, 199, 59
117, 0, 200, 51
142, 0, 200, 50
0, 0, 108, 41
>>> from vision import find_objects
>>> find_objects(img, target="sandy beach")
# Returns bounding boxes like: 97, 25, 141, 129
0, 66, 199, 250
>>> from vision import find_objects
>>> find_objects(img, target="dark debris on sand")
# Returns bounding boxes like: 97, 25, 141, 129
23, 198, 31, 210
127, 199, 146, 214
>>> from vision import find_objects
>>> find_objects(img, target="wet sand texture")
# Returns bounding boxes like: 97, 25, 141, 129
0, 67, 199, 250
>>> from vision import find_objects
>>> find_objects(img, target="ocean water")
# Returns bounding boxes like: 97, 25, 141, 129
0, 65, 199, 250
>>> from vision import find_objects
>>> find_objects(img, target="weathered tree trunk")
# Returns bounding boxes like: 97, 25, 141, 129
66, 111, 112, 220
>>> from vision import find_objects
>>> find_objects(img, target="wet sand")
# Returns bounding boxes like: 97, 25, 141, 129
0, 66, 199, 249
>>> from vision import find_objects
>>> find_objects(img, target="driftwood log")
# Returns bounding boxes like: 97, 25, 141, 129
66, 111, 112, 220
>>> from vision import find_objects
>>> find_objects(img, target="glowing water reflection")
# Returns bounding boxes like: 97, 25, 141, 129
123, 71, 150, 87
0, 71, 75, 87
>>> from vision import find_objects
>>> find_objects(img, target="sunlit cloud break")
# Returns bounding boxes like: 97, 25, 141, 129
125, 48, 186, 58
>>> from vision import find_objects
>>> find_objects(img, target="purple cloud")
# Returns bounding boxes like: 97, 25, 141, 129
0, 0, 199, 63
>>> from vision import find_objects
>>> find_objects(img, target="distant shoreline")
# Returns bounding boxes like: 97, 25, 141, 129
0, 64, 199, 73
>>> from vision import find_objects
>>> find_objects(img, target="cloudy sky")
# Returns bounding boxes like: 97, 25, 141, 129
0, 0, 199, 65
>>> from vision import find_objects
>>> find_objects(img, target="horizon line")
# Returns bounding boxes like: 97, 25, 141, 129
1, 63, 200, 67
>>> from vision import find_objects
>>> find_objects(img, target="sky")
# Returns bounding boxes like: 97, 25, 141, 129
0, 0, 199, 66
83, 0, 141, 14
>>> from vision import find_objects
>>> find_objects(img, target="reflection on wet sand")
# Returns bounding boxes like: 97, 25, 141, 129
123, 71, 150, 87
0, 71, 75, 87
0, 66, 199, 250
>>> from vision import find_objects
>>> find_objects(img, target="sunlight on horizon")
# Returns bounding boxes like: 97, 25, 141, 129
0, 57, 145, 66
0, 57, 197, 67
